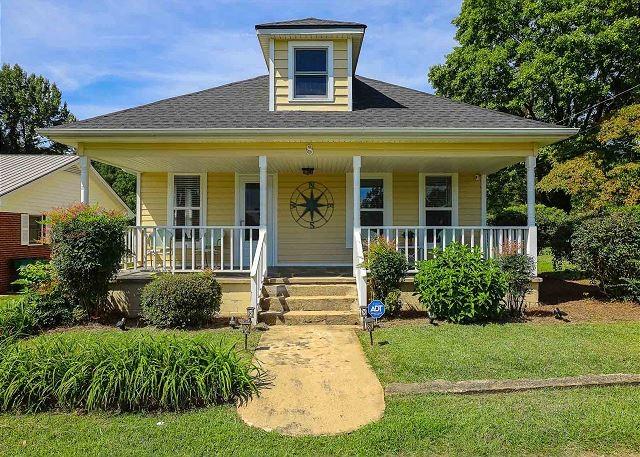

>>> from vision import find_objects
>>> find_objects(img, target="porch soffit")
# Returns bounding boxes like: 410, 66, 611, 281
87, 151, 529, 175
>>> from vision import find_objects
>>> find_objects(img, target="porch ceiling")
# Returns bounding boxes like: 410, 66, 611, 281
90, 152, 528, 175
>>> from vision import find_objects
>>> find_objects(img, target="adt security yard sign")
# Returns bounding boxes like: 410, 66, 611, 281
367, 300, 385, 319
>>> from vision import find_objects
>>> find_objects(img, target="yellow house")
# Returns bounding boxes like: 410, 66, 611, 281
42, 18, 577, 323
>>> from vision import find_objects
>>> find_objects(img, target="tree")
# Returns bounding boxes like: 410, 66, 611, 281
0, 64, 76, 154
429, 0, 640, 212
92, 162, 136, 210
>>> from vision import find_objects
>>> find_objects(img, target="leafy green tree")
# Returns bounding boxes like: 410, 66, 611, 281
0, 64, 76, 154
92, 162, 136, 210
429, 0, 640, 211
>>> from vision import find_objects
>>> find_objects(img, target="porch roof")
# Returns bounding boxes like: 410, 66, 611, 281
42, 76, 575, 141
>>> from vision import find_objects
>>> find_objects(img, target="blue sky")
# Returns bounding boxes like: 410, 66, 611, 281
1, 0, 461, 120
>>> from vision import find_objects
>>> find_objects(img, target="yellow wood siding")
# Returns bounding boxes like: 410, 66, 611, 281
393, 173, 419, 225
273, 39, 349, 112
207, 173, 235, 225
140, 172, 167, 226
458, 173, 482, 225
278, 174, 351, 264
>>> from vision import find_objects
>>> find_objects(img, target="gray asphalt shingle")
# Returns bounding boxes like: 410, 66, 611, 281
50, 75, 563, 130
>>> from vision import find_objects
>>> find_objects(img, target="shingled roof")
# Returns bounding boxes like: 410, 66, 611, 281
50, 75, 564, 131
255, 17, 366, 29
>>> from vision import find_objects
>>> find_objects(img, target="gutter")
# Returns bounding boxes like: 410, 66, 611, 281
39, 127, 579, 143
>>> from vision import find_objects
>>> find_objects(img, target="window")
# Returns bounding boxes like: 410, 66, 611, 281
26, 215, 45, 245
173, 175, 201, 240
294, 48, 328, 98
360, 179, 384, 226
425, 176, 453, 226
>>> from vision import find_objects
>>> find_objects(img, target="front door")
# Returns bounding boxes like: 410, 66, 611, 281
237, 175, 275, 265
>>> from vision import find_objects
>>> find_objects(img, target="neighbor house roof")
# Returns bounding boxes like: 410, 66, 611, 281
0, 154, 78, 196
255, 17, 366, 29
46, 75, 569, 131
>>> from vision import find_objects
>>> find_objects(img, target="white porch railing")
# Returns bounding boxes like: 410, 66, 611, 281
361, 226, 537, 273
121, 226, 261, 272
249, 229, 267, 325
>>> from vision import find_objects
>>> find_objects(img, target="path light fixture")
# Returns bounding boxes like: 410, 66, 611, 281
359, 304, 368, 330
239, 306, 256, 351
365, 317, 376, 346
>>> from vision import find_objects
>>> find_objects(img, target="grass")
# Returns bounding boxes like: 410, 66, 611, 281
537, 253, 586, 280
1, 387, 640, 456
359, 322, 640, 384
0, 327, 262, 413
0, 295, 17, 309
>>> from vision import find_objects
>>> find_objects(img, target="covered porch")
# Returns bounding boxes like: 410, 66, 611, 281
77, 144, 539, 321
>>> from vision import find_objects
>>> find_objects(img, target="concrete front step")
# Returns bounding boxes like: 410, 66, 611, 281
259, 310, 360, 326
260, 295, 357, 312
263, 283, 357, 297
264, 276, 355, 285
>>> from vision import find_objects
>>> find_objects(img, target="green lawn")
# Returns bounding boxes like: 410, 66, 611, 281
1, 387, 639, 456
359, 322, 640, 384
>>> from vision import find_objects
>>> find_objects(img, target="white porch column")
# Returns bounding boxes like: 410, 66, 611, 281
79, 156, 89, 204
259, 156, 267, 228
352, 156, 361, 276
525, 155, 538, 274
480, 174, 487, 226
526, 156, 536, 226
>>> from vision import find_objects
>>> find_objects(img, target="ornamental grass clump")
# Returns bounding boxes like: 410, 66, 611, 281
0, 332, 261, 412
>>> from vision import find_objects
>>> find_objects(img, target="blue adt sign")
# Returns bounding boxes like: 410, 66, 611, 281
367, 300, 385, 319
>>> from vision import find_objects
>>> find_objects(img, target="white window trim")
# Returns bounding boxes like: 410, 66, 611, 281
21, 213, 46, 246
287, 41, 334, 103
167, 173, 207, 227
346, 172, 393, 248
419, 173, 459, 226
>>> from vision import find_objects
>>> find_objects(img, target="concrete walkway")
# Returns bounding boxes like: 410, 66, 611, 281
237, 325, 385, 436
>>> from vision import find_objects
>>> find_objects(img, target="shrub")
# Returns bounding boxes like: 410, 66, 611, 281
47, 204, 128, 316
0, 332, 261, 412
414, 243, 507, 323
384, 289, 403, 317
141, 271, 222, 328
490, 204, 574, 268
496, 243, 535, 316
362, 237, 408, 317
571, 211, 640, 296
14, 262, 78, 330
0, 299, 35, 342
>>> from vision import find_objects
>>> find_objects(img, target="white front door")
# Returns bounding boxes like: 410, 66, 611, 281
237, 175, 276, 265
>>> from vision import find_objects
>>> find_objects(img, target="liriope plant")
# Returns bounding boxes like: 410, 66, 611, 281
0, 332, 262, 412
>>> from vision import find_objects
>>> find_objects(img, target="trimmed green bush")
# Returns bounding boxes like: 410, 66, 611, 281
14, 261, 78, 330
47, 204, 128, 316
362, 237, 409, 317
141, 271, 222, 328
571, 211, 640, 296
0, 331, 260, 412
414, 243, 507, 323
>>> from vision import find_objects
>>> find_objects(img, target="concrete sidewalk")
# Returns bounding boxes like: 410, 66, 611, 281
237, 325, 385, 436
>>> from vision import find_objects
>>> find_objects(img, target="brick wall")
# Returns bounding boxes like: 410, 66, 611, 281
0, 212, 50, 293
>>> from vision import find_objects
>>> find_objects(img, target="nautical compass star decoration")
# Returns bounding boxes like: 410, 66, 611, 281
290, 181, 334, 229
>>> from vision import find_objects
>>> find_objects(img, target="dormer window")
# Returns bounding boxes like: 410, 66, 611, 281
294, 49, 327, 97
288, 41, 334, 102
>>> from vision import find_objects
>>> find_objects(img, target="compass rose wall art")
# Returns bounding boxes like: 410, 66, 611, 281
289, 181, 334, 229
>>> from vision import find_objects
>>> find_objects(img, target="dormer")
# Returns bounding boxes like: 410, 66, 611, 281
255, 18, 366, 112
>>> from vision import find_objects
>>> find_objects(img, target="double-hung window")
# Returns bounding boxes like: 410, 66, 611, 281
360, 179, 384, 226
173, 175, 201, 240
425, 176, 453, 226
293, 48, 328, 99
20, 214, 45, 245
